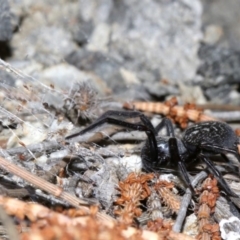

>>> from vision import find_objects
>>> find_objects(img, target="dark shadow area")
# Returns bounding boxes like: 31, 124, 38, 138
0, 41, 12, 59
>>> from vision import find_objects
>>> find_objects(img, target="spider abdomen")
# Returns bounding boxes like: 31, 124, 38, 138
183, 121, 238, 151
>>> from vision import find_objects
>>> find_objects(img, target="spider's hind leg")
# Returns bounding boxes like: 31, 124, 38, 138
199, 154, 238, 197
221, 153, 240, 174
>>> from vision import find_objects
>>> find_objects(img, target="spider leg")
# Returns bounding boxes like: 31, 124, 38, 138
221, 154, 240, 173
67, 110, 157, 137
200, 144, 240, 162
96, 110, 157, 135
66, 110, 159, 162
0, 121, 17, 130
155, 117, 175, 137
199, 154, 238, 197
169, 138, 195, 193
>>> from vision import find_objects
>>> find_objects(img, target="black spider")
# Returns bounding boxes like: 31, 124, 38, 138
66, 110, 240, 197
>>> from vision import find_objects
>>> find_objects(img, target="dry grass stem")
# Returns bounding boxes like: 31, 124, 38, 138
0, 156, 115, 224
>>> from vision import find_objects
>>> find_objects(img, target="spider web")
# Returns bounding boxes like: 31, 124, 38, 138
0, 59, 66, 145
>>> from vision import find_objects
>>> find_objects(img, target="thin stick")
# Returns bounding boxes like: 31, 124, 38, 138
0, 156, 115, 223
65, 126, 123, 142
1, 140, 61, 157
172, 171, 208, 232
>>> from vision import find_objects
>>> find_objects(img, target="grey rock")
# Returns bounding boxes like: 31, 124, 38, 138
79, 0, 113, 23
0, 0, 12, 41
73, 21, 94, 45
205, 85, 238, 105
12, 26, 77, 66
41, 63, 110, 96
201, 0, 240, 50
178, 83, 206, 104
144, 81, 179, 98
66, 49, 126, 93
197, 44, 240, 86
10, 0, 80, 65
77, 0, 203, 83
0, 68, 16, 87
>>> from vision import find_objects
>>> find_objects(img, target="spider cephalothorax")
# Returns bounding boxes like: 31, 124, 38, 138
66, 110, 240, 197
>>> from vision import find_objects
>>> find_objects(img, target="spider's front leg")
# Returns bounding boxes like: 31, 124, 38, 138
66, 110, 159, 163
168, 138, 195, 194
154, 117, 175, 137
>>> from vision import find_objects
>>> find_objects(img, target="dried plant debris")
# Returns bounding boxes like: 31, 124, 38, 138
154, 180, 181, 214
0, 196, 168, 240
0, 60, 103, 147
196, 176, 221, 240
114, 172, 154, 225
61, 82, 99, 125
146, 190, 163, 220
147, 218, 173, 234
146, 218, 196, 240
123, 97, 216, 129
1, 1, 240, 239
1, 59, 240, 240
42, 81, 100, 126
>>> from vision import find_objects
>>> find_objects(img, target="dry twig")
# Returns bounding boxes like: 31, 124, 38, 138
0, 156, 115, 224
173, 171, 208, 232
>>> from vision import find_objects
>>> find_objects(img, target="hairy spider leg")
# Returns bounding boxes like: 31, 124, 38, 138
169, 138, 195, 193
154, 117, 175, 137
199, 154, 238, 197
66, 110, 159, 162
